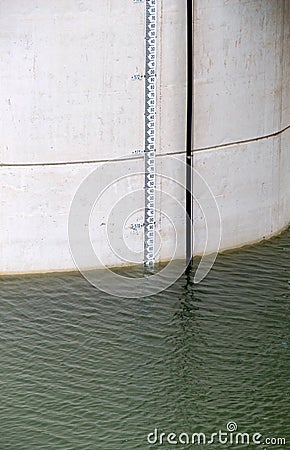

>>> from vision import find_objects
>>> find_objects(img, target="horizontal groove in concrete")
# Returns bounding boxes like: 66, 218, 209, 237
0, 124, 289, 168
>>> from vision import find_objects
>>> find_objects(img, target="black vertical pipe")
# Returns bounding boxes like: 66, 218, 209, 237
186, 0, 193, 267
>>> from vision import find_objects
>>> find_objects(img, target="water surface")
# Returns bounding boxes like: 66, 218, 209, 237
0, 229, 289, 448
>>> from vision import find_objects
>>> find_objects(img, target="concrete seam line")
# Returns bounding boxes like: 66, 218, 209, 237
192, 124, 290, 153
1, 124, 289, 168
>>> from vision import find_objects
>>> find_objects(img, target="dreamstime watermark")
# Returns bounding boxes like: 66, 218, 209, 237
147, 422, 286, 447
68, 156, 221, 297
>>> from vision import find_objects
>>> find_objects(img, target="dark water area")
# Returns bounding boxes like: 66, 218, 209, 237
0, 229, 289, 449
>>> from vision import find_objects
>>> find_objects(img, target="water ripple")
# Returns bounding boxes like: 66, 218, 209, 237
0, 229, 289, 448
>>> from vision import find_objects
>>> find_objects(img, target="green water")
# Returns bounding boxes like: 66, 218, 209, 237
0, 229, 289, 449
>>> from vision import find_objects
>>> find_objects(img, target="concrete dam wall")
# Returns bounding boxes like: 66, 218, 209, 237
0, 0, 289, 274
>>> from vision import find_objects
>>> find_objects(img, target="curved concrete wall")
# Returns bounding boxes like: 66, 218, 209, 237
0, 1, 145, 163
192, 0, 290, 253
0, 0, 289, 274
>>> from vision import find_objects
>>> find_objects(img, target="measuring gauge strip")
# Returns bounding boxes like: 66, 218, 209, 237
144, 0, 157, 266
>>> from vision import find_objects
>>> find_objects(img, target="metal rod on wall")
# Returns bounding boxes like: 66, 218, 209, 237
186, 0, 193, 267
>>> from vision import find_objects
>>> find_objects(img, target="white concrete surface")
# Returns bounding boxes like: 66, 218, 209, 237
0, 0, 289, 274
192, 130, 290, 255
0, 0, 145, 164
193, 0, 290, 149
